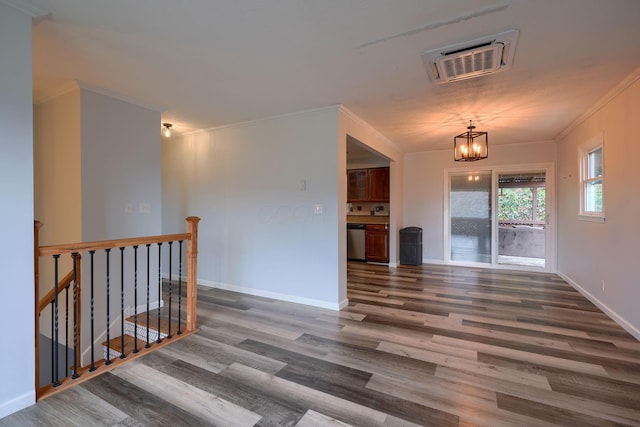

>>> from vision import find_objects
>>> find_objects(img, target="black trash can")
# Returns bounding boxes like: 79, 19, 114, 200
399, 227, 422, 265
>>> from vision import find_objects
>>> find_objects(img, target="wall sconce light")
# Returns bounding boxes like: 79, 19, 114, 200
162, 123, 173, 138
454, 120, 488, 162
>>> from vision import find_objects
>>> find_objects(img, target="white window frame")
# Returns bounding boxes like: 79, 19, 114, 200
578, 132, 605, 223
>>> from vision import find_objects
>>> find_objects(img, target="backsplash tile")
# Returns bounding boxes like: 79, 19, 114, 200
347, 202, 390, 216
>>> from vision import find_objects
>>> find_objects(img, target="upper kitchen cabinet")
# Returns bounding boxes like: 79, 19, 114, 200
368, 167, 390, 202
347, 167, 389, 203
347, 169, 368, 202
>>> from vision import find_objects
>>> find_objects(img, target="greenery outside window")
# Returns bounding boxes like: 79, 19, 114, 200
499, 187, 546, 225
579, 133, 604, 222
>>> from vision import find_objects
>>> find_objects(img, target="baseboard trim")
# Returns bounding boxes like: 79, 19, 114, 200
197, 278, 343, 311
0, 390, 35, 419
423, 258, 447, 265
557, 271, 640, 342
162, 273, 344, 311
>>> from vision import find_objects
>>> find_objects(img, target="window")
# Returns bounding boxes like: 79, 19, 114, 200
579, 133, 604, 222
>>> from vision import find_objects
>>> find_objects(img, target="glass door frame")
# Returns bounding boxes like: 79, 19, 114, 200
444, 162, 556, 273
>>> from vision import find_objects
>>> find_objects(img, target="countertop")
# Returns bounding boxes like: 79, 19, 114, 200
346, 215, 389, 225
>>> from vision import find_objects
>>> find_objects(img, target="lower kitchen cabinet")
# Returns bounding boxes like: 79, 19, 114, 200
366, 224, 389, 263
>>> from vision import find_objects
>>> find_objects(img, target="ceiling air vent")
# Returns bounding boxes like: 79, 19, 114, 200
422, 29, 519, 84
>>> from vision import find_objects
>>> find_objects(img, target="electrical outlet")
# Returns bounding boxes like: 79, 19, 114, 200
602, 280, 605, 292
139, 203, 151, 214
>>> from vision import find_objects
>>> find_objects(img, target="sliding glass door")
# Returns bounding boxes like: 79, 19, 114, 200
446, 164, 554, 271
449, 172, 492, 264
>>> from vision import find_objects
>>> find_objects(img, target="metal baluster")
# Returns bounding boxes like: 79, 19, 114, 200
120, 247, 126, 359
156, 243, 162, 344
167, 241, 173, 339
145, 244, 151, 348
71, 252, 79, 379
50, 301, 54, 384
53, 254, 60, 387
105, 248, 112, 366
65, 282, 69, 378
133, 245, 139, 354
89, 251, 96, 372
178, 240, 183, 335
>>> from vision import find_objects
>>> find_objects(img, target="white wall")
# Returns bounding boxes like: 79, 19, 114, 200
163, 107, 341, 309
34, 90, 82, 246
556, 71, 640, 338
35, 85, 164, 240
80, 88, 162, 241
0, 3, 36, 417
403, 141, 557, 262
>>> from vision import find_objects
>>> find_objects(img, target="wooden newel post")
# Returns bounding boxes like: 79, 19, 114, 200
186, 216, 200, 332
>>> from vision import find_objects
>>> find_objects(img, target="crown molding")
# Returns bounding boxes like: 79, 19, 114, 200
338, 105, 404, 155
182, 104, 341, 136
0, 0, 47, 17
555, 66, 640, 141
76, 81, 167, 113
33, 80, 79, 105
34, 80, 166, 113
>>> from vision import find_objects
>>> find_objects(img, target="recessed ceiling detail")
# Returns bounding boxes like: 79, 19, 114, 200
422, 29, 519, 84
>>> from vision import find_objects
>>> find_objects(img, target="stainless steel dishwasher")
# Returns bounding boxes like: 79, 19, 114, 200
347, 223, 366, 261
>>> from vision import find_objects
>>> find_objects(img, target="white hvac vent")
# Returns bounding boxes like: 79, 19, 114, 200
422, 29, 519, 84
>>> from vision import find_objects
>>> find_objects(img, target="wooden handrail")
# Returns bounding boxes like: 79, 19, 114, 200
37, 255, 81, 313
38, 232, 191, 257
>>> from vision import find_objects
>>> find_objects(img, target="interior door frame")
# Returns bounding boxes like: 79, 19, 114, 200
444, 162, 556, 273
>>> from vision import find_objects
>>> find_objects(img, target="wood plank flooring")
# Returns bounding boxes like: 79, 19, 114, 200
4, 262, 640, 426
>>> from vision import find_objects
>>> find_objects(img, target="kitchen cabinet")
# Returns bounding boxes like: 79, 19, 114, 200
347, 169, 368, 202
366, 224, 389, 263
368, 167, 390, 202
347, 167, 389, 202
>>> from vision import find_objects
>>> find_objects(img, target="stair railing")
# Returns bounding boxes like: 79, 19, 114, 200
34, 216, 200, 400
35, 249, 82, 392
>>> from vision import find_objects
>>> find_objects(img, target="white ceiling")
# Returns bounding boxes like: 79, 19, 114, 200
26, 0, 640, 153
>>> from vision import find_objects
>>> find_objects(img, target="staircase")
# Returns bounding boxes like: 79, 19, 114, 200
34, 217, 201, 401
102, 311, 183, 360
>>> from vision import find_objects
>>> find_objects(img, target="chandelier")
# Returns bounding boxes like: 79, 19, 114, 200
454, 120, 488, 161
